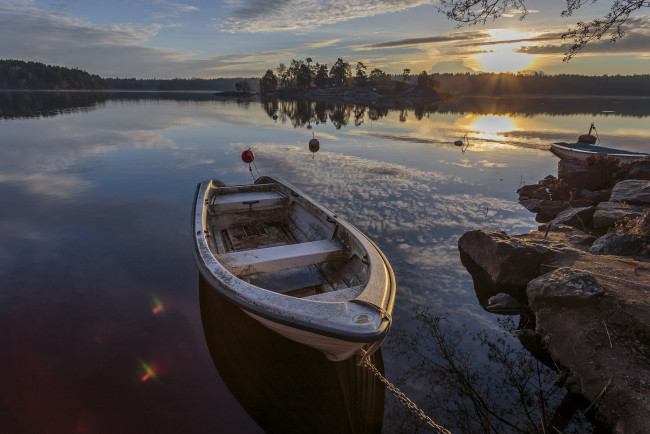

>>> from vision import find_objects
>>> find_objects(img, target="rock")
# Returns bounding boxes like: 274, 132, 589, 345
592, 201, 646, 229
532, 189, 551, 200
516, 184, 541, 198
566, 233, 597, 248
568, 198, 594, 208
594, 189, 612, 202
624, 156, 650, 180
519, 198, 541, 213
525, 257, 650, 434
588, 233, 645, 256
517, 184, 546, 199
551, 206, 595, 229
610, 179, 650, 205
539, 175, 557, 188
458, 230, 556, 290
558, 158, 605, 190
527, 268, 603, 307
577, 189, 601, 202
539, 200, 569, 218
485, 293, 525, 315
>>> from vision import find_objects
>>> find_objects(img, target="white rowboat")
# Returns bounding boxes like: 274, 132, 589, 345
192, 176, 395, 361
550, 142, 648, 163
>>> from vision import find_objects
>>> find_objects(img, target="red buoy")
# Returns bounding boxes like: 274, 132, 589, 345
241, 149, 255, 164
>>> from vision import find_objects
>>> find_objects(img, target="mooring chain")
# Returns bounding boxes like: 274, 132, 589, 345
359, 355, 451, 434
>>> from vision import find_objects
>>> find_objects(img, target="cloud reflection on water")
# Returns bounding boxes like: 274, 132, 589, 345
234, 143, 536, 321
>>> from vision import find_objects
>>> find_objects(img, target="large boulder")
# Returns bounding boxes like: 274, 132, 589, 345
519, 198, 541, 213
517, 184, 545, 199
458, 230, 556, 290
525, 259, 650, 434
577, 188, 611, 203
552, 206, 595, 229
589, 233, 646, 256
457, 230, 584, 305
485, 293, 525, 315
610, 179, 650, 205
558, 158, 605, 190
624, 156, 650, 180
527, 268, 603, 308
458, 230, 550, 306
592, 201, 646, 229
538, 200, 569, 219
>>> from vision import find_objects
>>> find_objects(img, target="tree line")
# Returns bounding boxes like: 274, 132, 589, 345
0, 60, 248, 91
104, 77, 247, 91
0, 59, 105, 90
433, 72, 650, 96
259, 58, 437, 93
4, 58, 650, 97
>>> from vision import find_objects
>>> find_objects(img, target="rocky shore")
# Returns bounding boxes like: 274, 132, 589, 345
458, 155, 650, 432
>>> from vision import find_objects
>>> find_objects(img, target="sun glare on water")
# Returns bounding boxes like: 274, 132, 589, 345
470, 30, 537, 73
468, 114, 518, 142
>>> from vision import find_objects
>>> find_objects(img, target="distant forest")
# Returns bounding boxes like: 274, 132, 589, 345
103, 77, 246, 91
3, 58, 650, 96
0, 59, 105, 90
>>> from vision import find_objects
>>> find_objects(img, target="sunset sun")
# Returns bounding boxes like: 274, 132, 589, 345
469, 30, 538, 73
473, 50, 532, 73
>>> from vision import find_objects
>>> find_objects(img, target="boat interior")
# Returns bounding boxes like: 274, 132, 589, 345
204, 182, 369, 300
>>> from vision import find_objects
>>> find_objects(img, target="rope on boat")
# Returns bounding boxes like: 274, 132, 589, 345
352, 301, 451, 434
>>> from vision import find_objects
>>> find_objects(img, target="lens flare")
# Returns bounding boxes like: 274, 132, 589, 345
151, 295, 164, 315
140, 360, 157, 382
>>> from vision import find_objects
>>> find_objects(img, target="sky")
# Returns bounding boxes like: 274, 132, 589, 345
1, 0, 650, 78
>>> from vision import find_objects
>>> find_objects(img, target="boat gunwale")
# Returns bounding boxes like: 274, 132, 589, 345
192, 178, 395, 344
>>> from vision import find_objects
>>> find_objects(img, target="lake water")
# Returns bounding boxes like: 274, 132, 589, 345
2, 91, 649, 433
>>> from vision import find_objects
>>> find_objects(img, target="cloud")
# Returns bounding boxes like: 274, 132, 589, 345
152, 1, 200, 18
358, 31, 491, 50
517, 31, 650, 56
0, 4, 190, 76
297, 39, 342, 50
219, 0, 433, 32
456, 32, 564, 49
0, 3, 298, 77
514, 16, 650, 57
225, 142, 535, 313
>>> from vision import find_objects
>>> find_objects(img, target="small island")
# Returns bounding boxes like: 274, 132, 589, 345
254, 58, 440, 105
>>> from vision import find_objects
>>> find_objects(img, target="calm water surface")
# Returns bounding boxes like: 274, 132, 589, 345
2, 92, 649, 433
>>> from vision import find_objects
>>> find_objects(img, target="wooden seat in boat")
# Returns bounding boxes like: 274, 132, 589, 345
215, 239, 348, 276
304, 286, 364, 302
210, 190, 289, 213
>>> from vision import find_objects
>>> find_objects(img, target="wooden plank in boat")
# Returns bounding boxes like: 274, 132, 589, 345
216, 239, 348, 276
304, 286, 364, 302
211, 190, 289, 213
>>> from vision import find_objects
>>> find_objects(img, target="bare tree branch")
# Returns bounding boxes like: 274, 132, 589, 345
437, 0, 529, 25
561, 0, 650, 60
437, 0, 650, 61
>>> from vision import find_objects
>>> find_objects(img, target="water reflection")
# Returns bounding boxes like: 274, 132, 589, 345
386, 310, 597, 433
0, 91, 108, 119
199, 276, 385, 433
261, 97, 436, 129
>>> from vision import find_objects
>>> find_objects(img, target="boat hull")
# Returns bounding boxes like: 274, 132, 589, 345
192, 176, 396, 361
550, 142, 648, 163
245, 311, 367, 361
